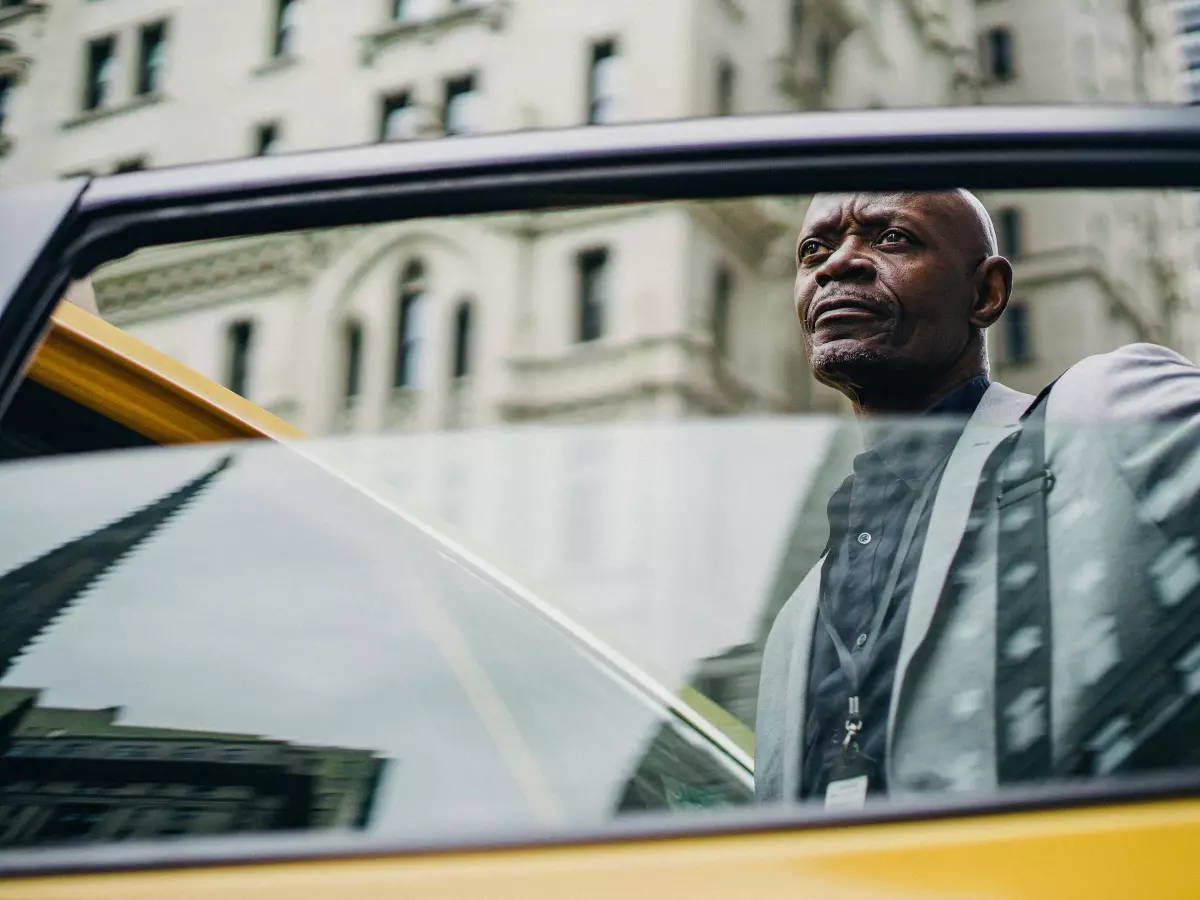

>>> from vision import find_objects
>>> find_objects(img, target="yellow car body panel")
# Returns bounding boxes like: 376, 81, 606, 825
1, 799, 1197, 899
25, 301, 304, 444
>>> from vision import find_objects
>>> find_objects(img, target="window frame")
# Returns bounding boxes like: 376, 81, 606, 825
442, 74, 476, 137
224, 319, 255, 398
393, 261, 426, 388
135, 20, 167, 97
82, 34, 117, 112
586, 39, 619, 125
576, 247, 609, 344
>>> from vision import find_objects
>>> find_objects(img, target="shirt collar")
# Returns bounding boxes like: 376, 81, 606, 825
857, 376, 991, 488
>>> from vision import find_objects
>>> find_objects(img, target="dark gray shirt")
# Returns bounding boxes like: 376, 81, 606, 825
799, 376, 990, 801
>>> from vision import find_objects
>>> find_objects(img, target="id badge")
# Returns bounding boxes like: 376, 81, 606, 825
824, 748, 874, 811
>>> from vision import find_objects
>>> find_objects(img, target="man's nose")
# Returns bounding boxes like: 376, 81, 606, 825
814, 243, 876, 288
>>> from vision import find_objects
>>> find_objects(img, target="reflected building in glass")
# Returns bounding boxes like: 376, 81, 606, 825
0, 454, 387, 848
0, 687, 386, 846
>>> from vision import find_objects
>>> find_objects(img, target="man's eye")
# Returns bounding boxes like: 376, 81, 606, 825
798, 239, 825, 260
878, 229, 908, 246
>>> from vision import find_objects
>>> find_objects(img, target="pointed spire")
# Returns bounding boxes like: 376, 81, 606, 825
0, 454, 234, 681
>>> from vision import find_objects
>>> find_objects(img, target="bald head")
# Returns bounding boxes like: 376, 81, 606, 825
792, 190, 1013, 415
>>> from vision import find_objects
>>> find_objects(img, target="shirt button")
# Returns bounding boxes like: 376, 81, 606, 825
856, 633, 868, 647
857, 532, 872, 545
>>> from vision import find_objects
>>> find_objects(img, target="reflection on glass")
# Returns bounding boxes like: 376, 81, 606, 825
0, 441, 753, 854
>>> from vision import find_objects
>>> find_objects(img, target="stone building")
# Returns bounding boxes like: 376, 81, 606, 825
4, 0, 1170, 434
0, 687, 386, 846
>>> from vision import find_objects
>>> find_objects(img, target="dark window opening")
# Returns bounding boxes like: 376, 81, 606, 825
272, 0, 298, 58
442, 75, 476, 136
83, 35, 116, 111
452, 300, 472, 379
344, 320, 363, 400
113, 157, 147, 174
982, 27, 1014, 82
380, 91, 412, 141
225, 320, 255, 398
716, 59, 736, 116
713, 265, 733, 357
394, 262, 426, 388
1004, 302, 1031, 365
0, 75, 12, 133
587, 40, 618, 124
997, 207, 1022, 259
254, 122, 279, 155
35, 804, 109, 841
136, 21, 167, 95
0, 379, 154, 461
577, 248, 609, 343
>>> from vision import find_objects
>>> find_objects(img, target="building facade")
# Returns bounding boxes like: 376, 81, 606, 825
0, 0, 1138, 435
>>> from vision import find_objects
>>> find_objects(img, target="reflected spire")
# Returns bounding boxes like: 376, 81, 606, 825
0, 454, 234, 681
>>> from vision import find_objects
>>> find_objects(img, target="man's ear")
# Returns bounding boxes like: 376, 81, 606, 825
970, 256, 1012, 329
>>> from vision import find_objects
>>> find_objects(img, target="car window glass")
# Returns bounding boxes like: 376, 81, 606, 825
4, 186, 1200, 859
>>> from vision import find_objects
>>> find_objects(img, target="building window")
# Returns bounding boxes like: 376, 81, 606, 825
452, 299, 472, 378
981, 27, 1015, 82
272, 0, 298, 58
442, 75, 476, 136
380, 91, 413, 141
136, 21, 167, 95
1004, 302, 1031, 365
225, 320, 255, 397
713, 265, 733, 357
716, 59, 736, 116
587, 40, 619, 124
113, 157, 147, 173
343, 319, 363, 400
0, 75, 12, 133
394, 261, 426, 388
815, 33, 836, 86
83, 35, 116, 111
577, 248, 609, 343
997, 207, 1022, 259
254, 121, 279, 155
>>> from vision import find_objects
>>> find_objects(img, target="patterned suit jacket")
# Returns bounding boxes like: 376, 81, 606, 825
756, 343, 1200, 802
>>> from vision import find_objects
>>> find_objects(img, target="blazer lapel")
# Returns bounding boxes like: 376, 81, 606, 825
885, 383, 1033, 764
780, 559, 824, 801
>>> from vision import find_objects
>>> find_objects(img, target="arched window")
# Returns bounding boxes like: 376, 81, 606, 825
393, 260, 427, 389
343, 319, 363, 401
452, 299, 472, 379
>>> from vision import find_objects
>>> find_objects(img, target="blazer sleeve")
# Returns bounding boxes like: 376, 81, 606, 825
1055, 342, 1200, 536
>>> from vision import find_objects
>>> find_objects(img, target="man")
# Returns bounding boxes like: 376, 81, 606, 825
755, 190, 1200, 808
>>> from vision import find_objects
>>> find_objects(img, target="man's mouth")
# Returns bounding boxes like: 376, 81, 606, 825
810, 296, 887, 329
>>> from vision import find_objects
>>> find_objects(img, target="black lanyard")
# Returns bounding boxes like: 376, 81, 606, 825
817, 455, 949, 745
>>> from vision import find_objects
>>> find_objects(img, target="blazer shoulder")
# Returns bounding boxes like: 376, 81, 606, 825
1052, 343, 1200, 421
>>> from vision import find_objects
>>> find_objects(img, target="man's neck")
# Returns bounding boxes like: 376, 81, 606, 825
850, 365, 989, 418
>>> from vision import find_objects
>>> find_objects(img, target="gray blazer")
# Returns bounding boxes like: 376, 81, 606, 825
755, 343, 1200, 803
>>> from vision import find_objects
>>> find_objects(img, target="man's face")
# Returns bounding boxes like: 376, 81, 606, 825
794, 192, 983, 391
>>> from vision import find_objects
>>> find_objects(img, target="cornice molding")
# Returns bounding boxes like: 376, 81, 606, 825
0, 2, 46, 30
505, 332, 792, 418
61, 92, 165, 131
359, 1, 512, 66
97, 232, 355, 324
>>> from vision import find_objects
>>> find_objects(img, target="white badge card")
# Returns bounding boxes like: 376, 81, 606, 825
824, 775, 869, 811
